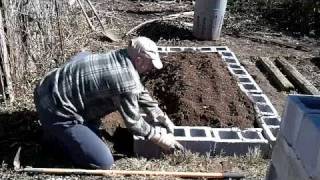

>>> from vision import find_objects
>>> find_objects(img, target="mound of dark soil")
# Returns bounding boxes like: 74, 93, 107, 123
144, 52, 256, 128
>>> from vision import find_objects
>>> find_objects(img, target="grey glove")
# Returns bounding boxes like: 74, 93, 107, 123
149, 129, 184, 151
156, 113, 175, 134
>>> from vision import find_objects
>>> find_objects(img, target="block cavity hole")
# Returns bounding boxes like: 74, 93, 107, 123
174, 129, 186, 137
218, 131, 240, 139
242, 131, 260, 139
190, 129, 206, 137
264, 117, 280, 126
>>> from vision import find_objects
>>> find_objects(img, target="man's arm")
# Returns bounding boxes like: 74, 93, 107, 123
113, 92, 153, 137
138, 87, 164, 119
137, 87, 175, 134
113, 92, 183, 151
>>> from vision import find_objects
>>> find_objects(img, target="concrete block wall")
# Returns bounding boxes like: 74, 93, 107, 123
146, 46, 283, 157
280, 95, 320, 147
257, 116, 281, 143
212, 128, 268, 156
295, 113, 320, 179
227, 65, 251, 77
133, 126, 166, 158
134, 127, 269, 158
218, 51, 241, 66
248, 94, 279, 117
267, 95, 320, 180
238, 80, 263, 94
157, 46, 231, 53
174, 126, 215, 155
133, 136, 162, 159
246, 93, 281, 145
268, 135, 310, 180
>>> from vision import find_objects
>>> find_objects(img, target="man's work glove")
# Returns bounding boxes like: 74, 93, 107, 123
148, 128, 184, 151
156, 113, 175, 134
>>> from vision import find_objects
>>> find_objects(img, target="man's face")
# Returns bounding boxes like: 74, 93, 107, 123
133, 55, 154, 74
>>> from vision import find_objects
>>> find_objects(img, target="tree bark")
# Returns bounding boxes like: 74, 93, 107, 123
0, 8, 14, 103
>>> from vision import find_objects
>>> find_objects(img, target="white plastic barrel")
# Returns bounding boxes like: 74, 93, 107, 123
193, 0, 228, 40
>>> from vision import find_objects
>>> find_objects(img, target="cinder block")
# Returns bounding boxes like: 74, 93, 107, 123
196, 47, 216, 52
158, 46, 231, 53
237, 76, 253, 83
281, 95, 320, 147
228, 64, 241, 69
223, 57, 241, 65
166, 47, 215, 53
265, 162, 280, 180
287, 155, 311, 180
157, 46, 233, 53
248, 93, 268, 103
241, 128, 268, 143
215, 46, 230, 52
271, 135, 310, 180
257, 116, 281, 143
158, 47, 164, 52
295, 113, 320, 179
134, 127, 270, 158
133, 135, 162, 158
168, 47, 184, 52
262, 116, 281, 127
219, 51, 235, 58
158, 46, 227, 53
227, 65, 250, 77
218, 51, 241, 65
175, 126, 216, 155
183, 47, 197, 52
271, 136, 291, 180
133, 126, 164, 158
212, 128, 242, 155
241, 128, 270, 155
212, 128, 268, 156
238, 81, 263, 94
134, 126, 216, 158
247, 94, 279, 116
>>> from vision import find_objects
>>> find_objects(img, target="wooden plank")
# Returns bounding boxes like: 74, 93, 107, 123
257, 57, 294, 91
275, 57, 320, 95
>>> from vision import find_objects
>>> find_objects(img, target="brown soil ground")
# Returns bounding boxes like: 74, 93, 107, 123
144, 52, 255, 128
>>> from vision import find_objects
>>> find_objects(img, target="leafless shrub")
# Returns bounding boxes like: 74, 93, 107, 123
1, 0, 101, 102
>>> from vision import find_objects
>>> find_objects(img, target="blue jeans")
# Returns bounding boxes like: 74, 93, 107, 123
34, 70, 114, 169
41, 122, 114, 169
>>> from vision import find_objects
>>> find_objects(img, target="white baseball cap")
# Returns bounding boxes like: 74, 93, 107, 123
128, 37, 163, 69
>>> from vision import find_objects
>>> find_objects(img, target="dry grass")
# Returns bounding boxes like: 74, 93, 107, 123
0, 150, 268, 179
114, 150, 268, 179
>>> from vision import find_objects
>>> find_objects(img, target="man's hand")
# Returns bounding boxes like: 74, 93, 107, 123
156, 113, 175, 134
149, 131, 184, 151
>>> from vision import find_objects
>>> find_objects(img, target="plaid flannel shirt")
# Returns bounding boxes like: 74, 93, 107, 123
34, 49, 163, 137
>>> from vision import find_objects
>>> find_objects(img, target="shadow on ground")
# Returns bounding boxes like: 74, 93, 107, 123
311, 57, 320, 68
0, 110, 134, 169
0, 110, 50, 168
102, 127, 134, 160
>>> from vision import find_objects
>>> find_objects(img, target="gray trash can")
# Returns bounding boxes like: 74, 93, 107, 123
193, 0, 228, 40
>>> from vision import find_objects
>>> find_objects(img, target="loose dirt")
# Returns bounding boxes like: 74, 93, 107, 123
144, 52, 256, 128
